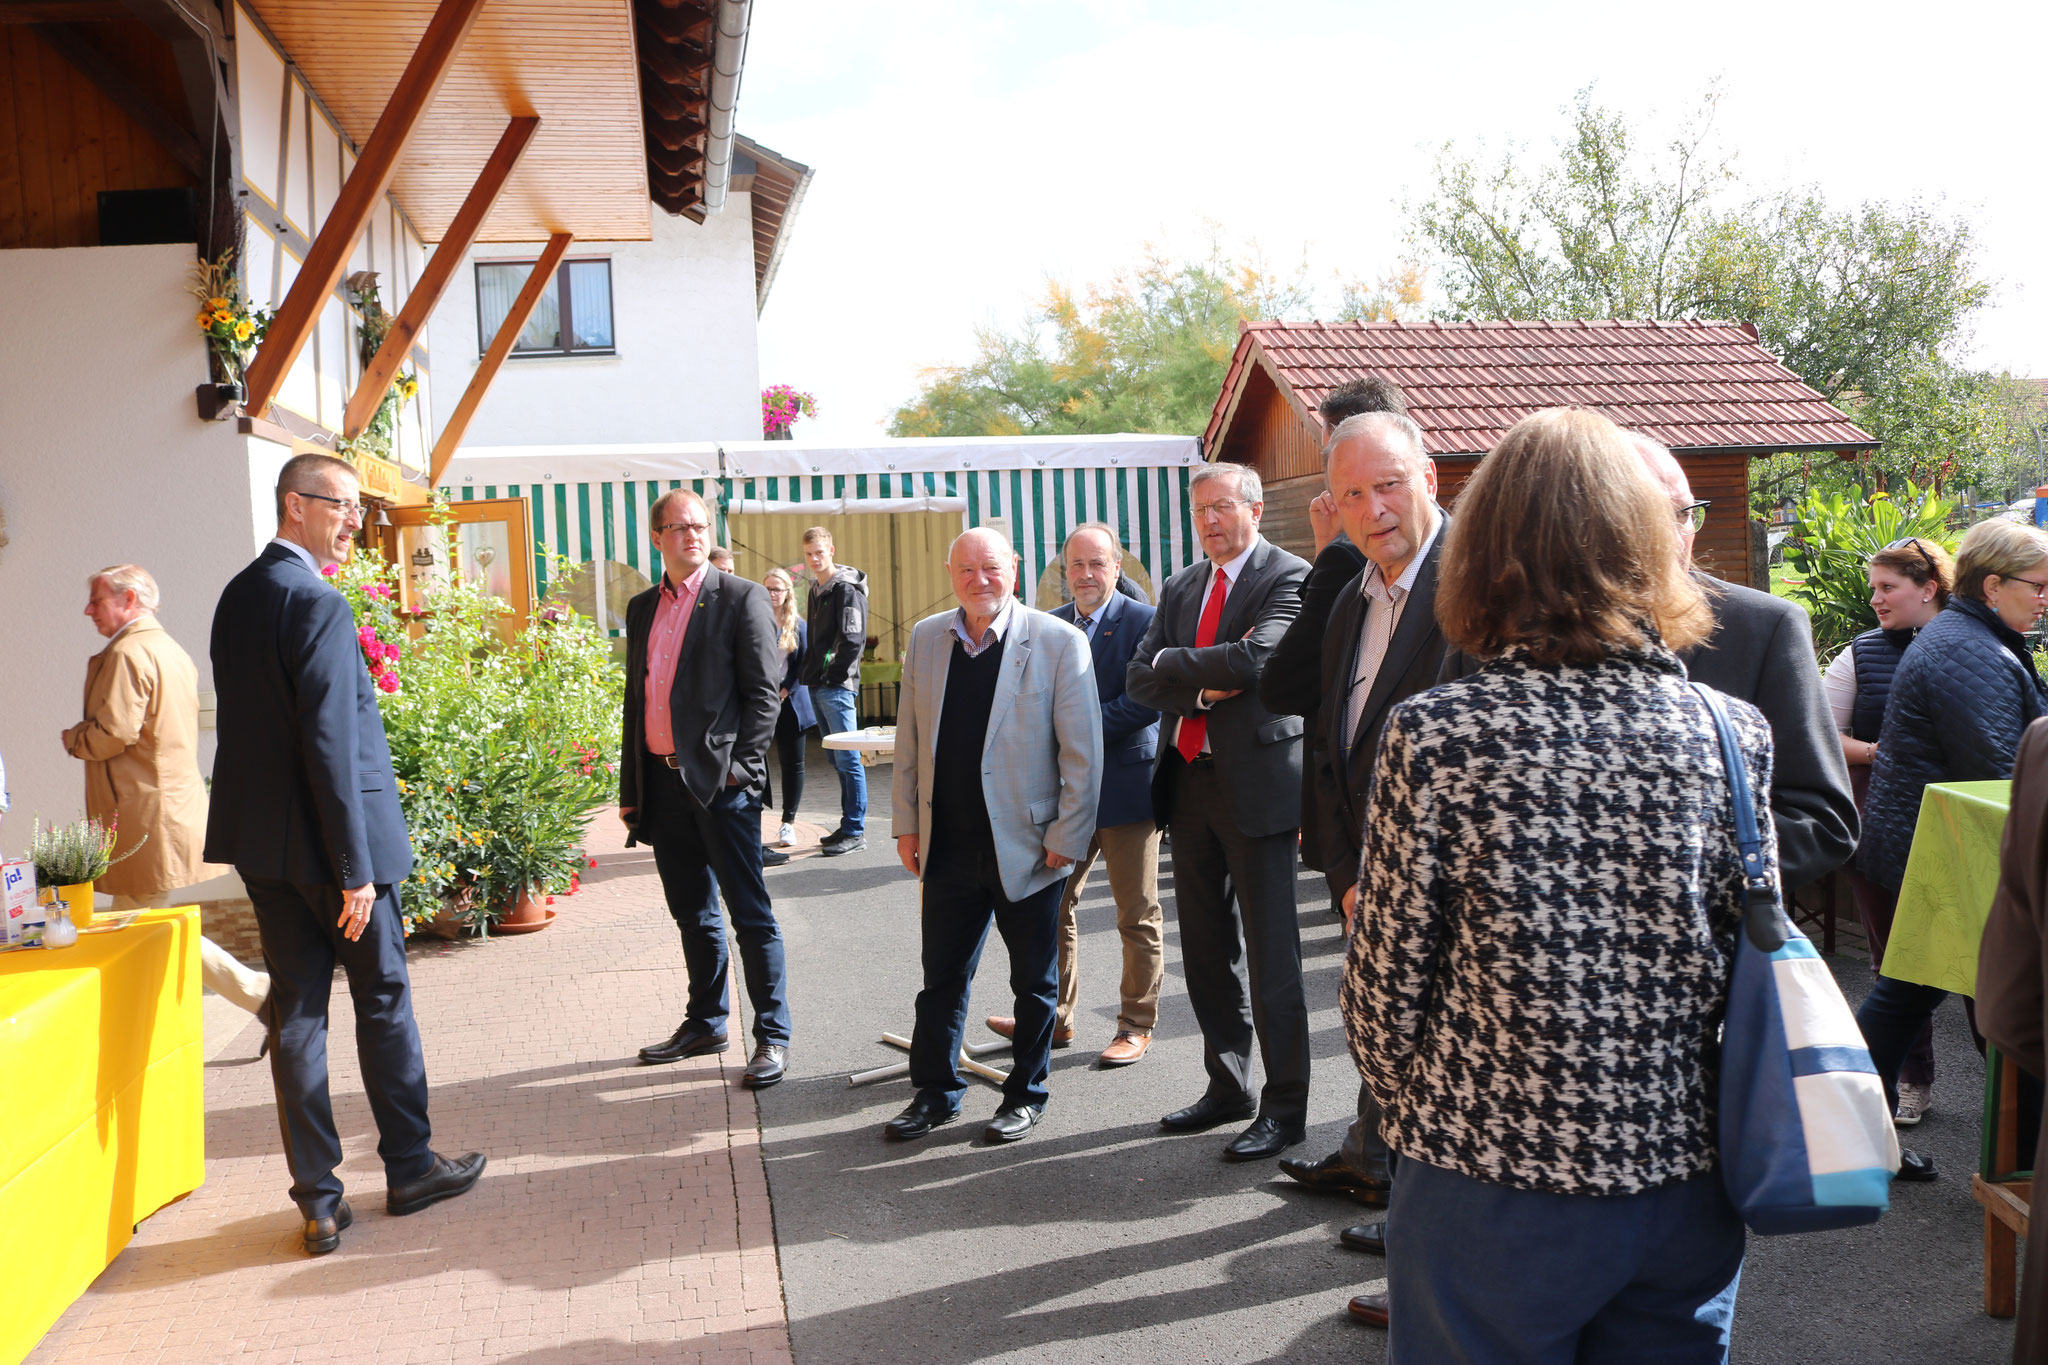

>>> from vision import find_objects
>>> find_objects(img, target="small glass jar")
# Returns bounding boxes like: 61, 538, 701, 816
42, 898, 78, 949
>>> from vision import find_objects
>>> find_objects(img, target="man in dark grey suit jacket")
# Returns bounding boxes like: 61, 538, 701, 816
1632, 433, 1858, 893
1128, 463, 1312, 1160
620, 489, 791, 1087
1259, 374, 1409, 884
207, 453, 483, 1257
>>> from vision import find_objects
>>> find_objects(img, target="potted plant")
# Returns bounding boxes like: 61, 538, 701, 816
189, 249, 272, 417
29, 816, 145, 930
336, 272, 420, 466
761, 384, 816, 440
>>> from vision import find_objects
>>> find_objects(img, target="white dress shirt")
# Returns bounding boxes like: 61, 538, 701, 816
1343, 514, 1442, 750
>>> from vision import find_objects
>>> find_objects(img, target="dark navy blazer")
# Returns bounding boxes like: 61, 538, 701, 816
204, 542, 413, 888
1052, 589, 1160, 830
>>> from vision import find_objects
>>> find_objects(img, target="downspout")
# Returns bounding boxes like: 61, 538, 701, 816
701, 0, 751, 214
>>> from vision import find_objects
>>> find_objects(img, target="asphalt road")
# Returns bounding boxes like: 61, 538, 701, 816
750, 755, 2018, 1365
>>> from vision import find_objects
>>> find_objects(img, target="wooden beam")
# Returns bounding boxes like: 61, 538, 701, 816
342, 115, 537, 439
427, 231, 569, 487
242, 0, 489, 418
29, 22, 204, 176
0, 4, 128, 22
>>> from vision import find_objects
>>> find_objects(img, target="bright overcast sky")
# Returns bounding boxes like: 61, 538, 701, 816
742, 0, 2045, 443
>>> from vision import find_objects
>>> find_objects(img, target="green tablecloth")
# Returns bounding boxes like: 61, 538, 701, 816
1884, 779, 2012, 997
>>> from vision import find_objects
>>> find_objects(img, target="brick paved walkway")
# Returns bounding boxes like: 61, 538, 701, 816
29, 811, 794, 1365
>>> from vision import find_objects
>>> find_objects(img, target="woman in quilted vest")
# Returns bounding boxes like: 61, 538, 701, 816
1822, 537, 1955, 1127
1342, 407, 1771, 1360
1855, 517, 2048, 1181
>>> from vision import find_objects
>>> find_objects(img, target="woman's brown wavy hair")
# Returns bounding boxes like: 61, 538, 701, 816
1438, 407, 1711, 667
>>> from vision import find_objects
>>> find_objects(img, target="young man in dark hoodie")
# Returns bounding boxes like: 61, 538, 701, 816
798, 526, 871, 855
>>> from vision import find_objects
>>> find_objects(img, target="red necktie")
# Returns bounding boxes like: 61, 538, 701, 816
1175, 568, 1231, 762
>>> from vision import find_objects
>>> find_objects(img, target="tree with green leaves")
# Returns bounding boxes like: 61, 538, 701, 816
1407, 85, 2015, 510
887, 239, 1315, 438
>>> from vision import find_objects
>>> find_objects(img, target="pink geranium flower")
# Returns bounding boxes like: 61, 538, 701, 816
375, 670, 400, 694
322, 564, 340, 578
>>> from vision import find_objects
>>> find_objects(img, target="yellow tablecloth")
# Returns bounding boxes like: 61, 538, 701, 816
0, 907, 205, 1365
1885, 780, 2013, 998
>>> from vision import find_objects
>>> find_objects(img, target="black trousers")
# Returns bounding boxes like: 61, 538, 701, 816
1163, 752, 1310, 1125
243, 874, 435, 1220
767, 702, 805, 825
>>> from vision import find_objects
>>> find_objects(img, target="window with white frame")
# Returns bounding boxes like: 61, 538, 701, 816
475, 258, 615, 356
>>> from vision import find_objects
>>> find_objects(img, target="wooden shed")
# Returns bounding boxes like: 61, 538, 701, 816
1203, 319, 1878, 587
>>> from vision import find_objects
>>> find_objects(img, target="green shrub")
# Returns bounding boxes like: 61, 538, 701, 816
1783, 481, 1960, 659
332, 500, 622, 933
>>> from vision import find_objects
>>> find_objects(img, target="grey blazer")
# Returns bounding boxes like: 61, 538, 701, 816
892, 603, 1105, 902
1127, 536, 1310, 839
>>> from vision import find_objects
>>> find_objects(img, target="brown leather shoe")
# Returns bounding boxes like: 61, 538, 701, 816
984, 1016, 1074, 1047
1098, 1031, 1151, 1066
1348, 1292, 1389, 1328
304, 1199, 352, 1256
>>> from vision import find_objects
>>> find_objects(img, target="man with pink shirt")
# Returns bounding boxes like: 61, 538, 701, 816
619, 489, 791, 1086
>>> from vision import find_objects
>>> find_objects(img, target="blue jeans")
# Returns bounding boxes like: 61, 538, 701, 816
643, 764, 792, 1046
808, 683, 866, 837
1387, 1158, 1744, 1364
909, 840, 1065, 1112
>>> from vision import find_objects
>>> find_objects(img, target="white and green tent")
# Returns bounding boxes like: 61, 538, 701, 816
440, 434, 1205, 639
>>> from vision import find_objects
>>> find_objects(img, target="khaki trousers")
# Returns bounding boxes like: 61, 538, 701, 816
114, 889, 271, 1016
1053, 819, 1165, 1035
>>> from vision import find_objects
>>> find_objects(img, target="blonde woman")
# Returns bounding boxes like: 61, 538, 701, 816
1855, 516, 2048, 1177
764, 567, 816, 848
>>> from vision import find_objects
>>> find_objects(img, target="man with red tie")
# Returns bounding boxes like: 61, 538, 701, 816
1128, 463, 1312, 1161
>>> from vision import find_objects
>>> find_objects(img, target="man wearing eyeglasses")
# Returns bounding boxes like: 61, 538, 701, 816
1627, 431, 1857, 902
620, 490, 792, 1089
1128, 462, 1312, 1162
208, 452, 485, 1256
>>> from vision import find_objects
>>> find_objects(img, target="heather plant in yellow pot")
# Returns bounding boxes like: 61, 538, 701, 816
29, 815, 146, 929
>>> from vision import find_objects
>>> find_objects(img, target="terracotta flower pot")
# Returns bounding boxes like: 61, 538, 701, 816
417, 901, 467, 941
495, 885, 555, 934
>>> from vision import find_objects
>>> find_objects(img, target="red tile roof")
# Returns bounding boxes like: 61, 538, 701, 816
1204, 318, 1877, 458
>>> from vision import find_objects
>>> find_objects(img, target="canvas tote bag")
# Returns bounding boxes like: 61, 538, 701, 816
1691, 682, 1900, 1235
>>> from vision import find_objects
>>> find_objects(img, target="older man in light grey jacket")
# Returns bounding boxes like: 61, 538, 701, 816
888, 526, 1103, 1145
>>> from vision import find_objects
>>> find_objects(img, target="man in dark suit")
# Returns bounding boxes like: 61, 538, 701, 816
206, 452, 484, 1257
620, 489, 792, 1087
986, 523, 1163, 1066
1629, 432, 1858, 893
1276, 414, 1453, 1319
1128, 463, 1312, 1160
1261, 376, 1411, 897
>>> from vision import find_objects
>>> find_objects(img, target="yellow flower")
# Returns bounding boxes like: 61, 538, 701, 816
205, 296, 231, 311
1868, 492, 1892, 504
233, 319, 255, 342
195, 311, 213, 328
212, 310, 235, 328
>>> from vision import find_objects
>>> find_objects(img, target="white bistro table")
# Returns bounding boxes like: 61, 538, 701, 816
822, 726, 1014, 1090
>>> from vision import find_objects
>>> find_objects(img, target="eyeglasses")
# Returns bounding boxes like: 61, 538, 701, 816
1999, 574, 2048, 599
1677, 500, 1710, 532
298, 491, 364, 526
655, 521, 712, 538
1192, 498, 1251, 520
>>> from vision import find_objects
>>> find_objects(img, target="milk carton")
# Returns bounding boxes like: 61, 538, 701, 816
2, 860, 42, 946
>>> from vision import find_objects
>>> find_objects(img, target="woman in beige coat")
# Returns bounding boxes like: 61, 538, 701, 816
63, 565, 267, 1013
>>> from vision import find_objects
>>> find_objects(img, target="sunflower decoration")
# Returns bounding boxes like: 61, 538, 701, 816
188, 250, 273, 383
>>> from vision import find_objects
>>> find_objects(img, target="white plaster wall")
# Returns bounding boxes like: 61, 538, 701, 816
0, 244, 289, 848
428, 197, 762, 448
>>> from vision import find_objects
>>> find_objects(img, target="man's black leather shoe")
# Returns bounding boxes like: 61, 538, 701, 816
742, 1044, 787, 1088
304, 1199, 352, 1255
1160, 1093, 1256, 1133
1278, 1151, 1376, 1195
640, 1023, 729, 1065
387, 1151, 486, 1216
1224, 1115, 1306, 1161
985, 1104, 1044, 1143
884, 1095, 959, 1140
1896, 1148, 1938, 1182
820, 835, 865, 857
1339, 1221, 1387, 1254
